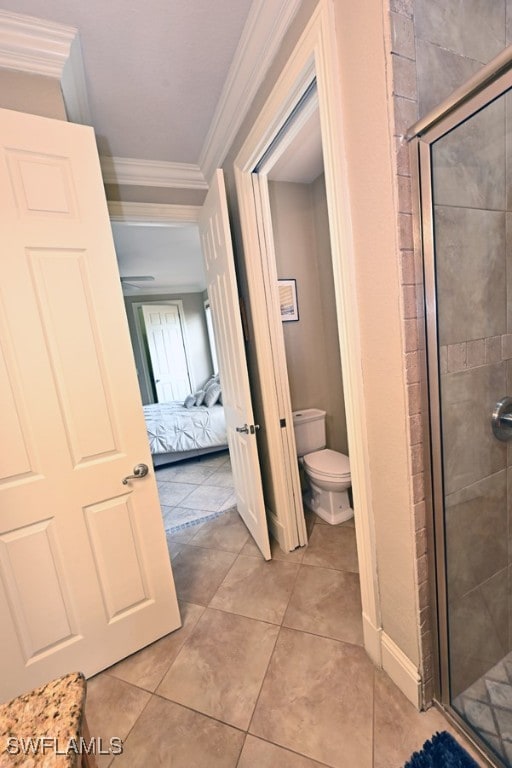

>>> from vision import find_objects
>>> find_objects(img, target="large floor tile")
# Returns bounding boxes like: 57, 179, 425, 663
207, 465, 234, 487
113, 696, 244, 768
302, 524, 359, 572
166, 525, 197, 543
106, 602, 204, 691
171, 544, 237, 604
183, 483, 235, 512
156, 481, 196, 506
156, 461, 219, 484
239, 535, 305, 563
166, 533, 183, 560
237, 734, 327, 767
189, 509, 249, 552
210, 555, 299, 624
373, 669, 486, 768
283, 565, 363, 645
250, 628, 374, 768
85, 674, 151, 768
157, 608, 279, 729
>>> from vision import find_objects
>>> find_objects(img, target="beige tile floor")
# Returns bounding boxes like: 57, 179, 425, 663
85, 460, 488, 767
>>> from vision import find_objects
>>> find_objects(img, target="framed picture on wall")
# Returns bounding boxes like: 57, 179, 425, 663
278, 278, 299, 322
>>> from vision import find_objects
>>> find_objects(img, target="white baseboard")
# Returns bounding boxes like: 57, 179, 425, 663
266, 508, 286, 551
380, 632, 422, 708
363, 613, 382, 666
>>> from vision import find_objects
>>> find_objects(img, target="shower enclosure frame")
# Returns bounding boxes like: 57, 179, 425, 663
409, 46, 512, 767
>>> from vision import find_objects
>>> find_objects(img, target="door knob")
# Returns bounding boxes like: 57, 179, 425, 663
236, 424, 260, 434
122, 463, 149, 484
492, 397, 512, 441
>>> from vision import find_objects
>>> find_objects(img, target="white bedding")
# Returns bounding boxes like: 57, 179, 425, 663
143, 400, 227, 455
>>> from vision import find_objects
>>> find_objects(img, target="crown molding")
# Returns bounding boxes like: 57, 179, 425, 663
108, 201, 201, 224
199, 0, 302, 183
0, 10, 91, 125
0, 10, 72, 76
101, 156, 208, 190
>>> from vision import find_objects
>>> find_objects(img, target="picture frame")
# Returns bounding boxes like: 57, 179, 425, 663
278, 278, 299, 322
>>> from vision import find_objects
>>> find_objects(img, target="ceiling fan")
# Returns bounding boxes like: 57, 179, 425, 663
120, 275, 155, 290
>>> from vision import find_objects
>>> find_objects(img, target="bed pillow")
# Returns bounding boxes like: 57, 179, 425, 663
194, 389, 206, 406
204, 374, 219, 393
183, 394, 196, 408
204, 381, 221, 407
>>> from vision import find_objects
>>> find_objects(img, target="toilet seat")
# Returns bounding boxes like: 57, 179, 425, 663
303, 449, 350, 480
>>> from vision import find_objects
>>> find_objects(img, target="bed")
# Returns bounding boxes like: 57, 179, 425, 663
143, 400, 228, 466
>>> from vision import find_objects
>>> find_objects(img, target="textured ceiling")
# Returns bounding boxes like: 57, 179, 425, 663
112, 223, 206, 294
1, 1, 309, 294
1, 0, 253, 163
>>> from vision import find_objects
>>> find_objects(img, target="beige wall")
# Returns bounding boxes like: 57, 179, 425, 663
332, 0, 419, 665
221, 0, 421, 669
104, 184, 207, 206
0, 69, 66, 120
269, 177, 348, 454
123, 292, 213, 404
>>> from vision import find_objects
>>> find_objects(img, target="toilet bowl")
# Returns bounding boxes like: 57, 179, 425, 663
292, 409, 353, 525
303, 448, 352, 525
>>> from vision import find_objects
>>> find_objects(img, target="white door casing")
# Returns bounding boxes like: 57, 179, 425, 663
142, 303, 191, 402
0, 108, 181, 701
199, 170, 271, 560
233, 0, 381, 664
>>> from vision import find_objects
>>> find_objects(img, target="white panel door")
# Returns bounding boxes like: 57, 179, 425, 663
199, 170, 271, 559
0, 108, 181, 702
142, 304, 191, 402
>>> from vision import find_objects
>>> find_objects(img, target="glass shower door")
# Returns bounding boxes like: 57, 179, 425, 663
428, 87, 512, 766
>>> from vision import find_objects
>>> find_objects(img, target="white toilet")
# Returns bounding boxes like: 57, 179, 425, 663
292, 408, 353, 525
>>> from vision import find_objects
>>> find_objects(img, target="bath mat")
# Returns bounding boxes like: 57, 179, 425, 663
165, 504, 236, 535
404, 731, 479, 768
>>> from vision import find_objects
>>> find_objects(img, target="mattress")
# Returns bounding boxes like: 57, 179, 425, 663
143, 400, 227, 455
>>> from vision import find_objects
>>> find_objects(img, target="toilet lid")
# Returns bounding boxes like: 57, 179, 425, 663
304, 449, 350, 478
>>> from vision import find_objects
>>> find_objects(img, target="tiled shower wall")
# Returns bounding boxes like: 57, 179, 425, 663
388, 0, 512, 703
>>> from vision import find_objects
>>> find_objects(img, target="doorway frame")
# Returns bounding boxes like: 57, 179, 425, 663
234, 0, 381, 663
109, 203, 202, 408
134, 299, 194, 403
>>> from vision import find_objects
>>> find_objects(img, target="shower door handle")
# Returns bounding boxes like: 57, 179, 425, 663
491, 397, 512, 441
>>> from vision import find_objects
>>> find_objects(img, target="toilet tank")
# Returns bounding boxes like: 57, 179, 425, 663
292, 409, 326, 457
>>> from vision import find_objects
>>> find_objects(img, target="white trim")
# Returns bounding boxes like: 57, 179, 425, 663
363, 615, 382, 667
234, 0, 382, 657
108, 201, 201, 224
257, 86, 319, 175
60, 35, 90, 125
100, 156, 207, 189
199, 0, 302, 184
381, 633, 422, 708
267, 507, 286, 552
0, 10, 76, 78
0, 10, 91, 126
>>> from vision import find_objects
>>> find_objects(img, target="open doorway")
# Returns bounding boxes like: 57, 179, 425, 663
110, 219, 237, 546
265, 100, 350, 521
232, 1, 381, 661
